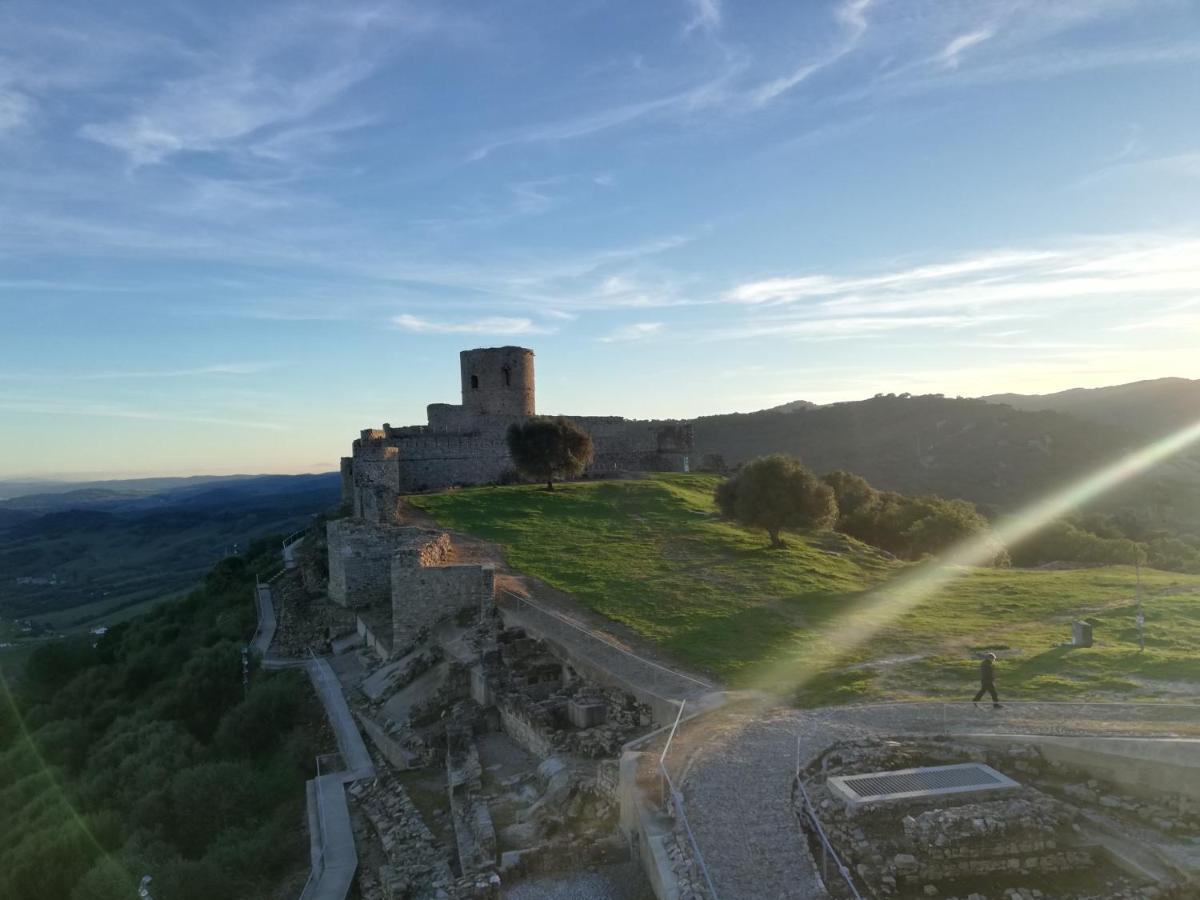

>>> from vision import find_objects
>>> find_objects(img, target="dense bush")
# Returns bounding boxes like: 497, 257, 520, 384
715, 454, 838, 547
0, 552, 321, 900
821, 469, 992, 561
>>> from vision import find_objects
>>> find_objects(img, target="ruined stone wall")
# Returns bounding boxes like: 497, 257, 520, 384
327, 519, 407, 607
571, 416, 694, 474
327, 520, 442, 608
339, 457, 354, 507
391, 563, 495, 649
496, 698, 557, 758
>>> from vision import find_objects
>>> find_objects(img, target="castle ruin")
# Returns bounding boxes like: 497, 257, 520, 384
341, 346, 693, 521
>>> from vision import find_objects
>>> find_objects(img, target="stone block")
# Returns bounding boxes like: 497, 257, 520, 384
1072, 620, 1094, 647
567, 698, 607, 729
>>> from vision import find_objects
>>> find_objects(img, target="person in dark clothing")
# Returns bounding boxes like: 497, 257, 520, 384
973, 652, 1002, 708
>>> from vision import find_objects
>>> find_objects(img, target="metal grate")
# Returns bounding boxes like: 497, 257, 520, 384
828, 763, 1018, 807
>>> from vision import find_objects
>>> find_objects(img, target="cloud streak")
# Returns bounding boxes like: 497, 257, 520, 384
391, 314, 554, 336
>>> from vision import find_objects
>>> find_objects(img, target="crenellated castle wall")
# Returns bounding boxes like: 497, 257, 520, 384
341, 346, 694, 519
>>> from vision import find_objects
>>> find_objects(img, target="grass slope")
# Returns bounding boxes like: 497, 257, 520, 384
412, 475, 1200, 704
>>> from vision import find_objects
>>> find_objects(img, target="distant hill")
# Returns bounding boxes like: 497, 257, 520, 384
0, 472, 338, 514
0, 472, 341, 622
0, 473, 249, 502
691, 394, 1200, 527
766, 399, 819, 413
983, 377, 1200, 437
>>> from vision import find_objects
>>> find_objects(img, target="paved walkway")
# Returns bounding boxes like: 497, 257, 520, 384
251, 580, 374, 900
498, 590, 715, 724
661, 699, 1200, 899
251, 582, 277, 659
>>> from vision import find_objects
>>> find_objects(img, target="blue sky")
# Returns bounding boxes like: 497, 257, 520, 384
1, 0, 1199, 478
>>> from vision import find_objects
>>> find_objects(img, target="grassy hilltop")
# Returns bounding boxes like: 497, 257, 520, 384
412, 474, 1200, 704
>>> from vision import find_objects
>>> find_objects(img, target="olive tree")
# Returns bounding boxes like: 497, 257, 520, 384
506, 416, 594, 490
715, 454, 837, 548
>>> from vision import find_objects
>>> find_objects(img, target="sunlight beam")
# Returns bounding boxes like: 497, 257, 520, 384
754, 416, 1200, 695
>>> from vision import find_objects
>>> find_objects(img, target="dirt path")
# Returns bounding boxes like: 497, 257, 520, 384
398, 498, 722, 694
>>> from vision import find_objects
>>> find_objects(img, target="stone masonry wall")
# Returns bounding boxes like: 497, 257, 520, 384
327, 520, 449, 607
391, 563, 495, 650
327, 519, 412, 607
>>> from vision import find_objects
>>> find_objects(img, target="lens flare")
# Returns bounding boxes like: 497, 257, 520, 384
753, 416, 1200, 696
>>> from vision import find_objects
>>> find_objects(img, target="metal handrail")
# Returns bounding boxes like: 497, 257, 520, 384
658, 699, 720, 899
297, 752, 332, 900
794, 773, 863, 900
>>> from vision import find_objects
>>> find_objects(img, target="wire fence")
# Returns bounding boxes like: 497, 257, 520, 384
793, 733, 864, 899
658, 699, 721, 900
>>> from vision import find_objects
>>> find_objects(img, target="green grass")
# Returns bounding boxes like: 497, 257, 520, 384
411, 475, 1200, 704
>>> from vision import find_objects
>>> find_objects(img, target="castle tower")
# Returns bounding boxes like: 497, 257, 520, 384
460, 346, 535, 418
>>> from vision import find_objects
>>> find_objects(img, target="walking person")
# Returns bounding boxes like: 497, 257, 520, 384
973, 652, 1003, 708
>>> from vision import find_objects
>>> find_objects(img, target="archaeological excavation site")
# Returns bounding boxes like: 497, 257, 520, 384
796, 736, 1200, 900
268, 513, 680, 899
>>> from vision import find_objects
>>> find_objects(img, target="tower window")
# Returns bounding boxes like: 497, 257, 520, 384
502, 366, 511, 387
470, 375, 479, 389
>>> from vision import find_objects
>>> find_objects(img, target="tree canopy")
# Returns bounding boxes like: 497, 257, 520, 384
714, 454, 837, 547
506, 416, 595, 490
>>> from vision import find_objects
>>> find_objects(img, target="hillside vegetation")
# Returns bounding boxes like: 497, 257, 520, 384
691, 394, 1200, 533
985, 377, 1200, 438
411, 475, 1200, 704
0, 473, 339, 625
0, 544, 322, 900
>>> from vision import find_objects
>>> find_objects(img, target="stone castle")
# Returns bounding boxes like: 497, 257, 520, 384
340, 346, 693, 521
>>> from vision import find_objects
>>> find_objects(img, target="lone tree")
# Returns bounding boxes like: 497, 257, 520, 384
506, 416, 594, 490
714, 454, 837, 548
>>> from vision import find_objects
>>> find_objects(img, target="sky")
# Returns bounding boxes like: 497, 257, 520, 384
1, 0, 1199, 479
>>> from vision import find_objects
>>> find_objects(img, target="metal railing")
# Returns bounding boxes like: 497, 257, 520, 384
658, 699, 720, 899
793, 734, 864, 899
298, 751, 341, 900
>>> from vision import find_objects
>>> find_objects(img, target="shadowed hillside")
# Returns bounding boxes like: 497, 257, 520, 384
984, 377, 1200, 437
691, 394, 1200, 529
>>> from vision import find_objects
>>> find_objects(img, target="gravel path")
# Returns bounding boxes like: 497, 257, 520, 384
663, 698, 1200, 899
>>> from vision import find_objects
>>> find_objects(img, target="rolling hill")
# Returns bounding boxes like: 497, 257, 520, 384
0, 472, 341, 626
984, 377, 1200, 437
691, 393, 1200, 530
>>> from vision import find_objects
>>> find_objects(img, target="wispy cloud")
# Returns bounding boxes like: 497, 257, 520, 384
747, 0, 872, 106
0, 362, 279, 381
937, 28, 994, 69
77, 5, 469, 167
684, 0, 721, 35
0, 397, 286, 430
0, 89, 33, 132
716, 312, 1024, 341
599, 322, 665, 342
1078, 151, 1200, 186
391, 314, 554, 335
717, 233, 1200, 343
